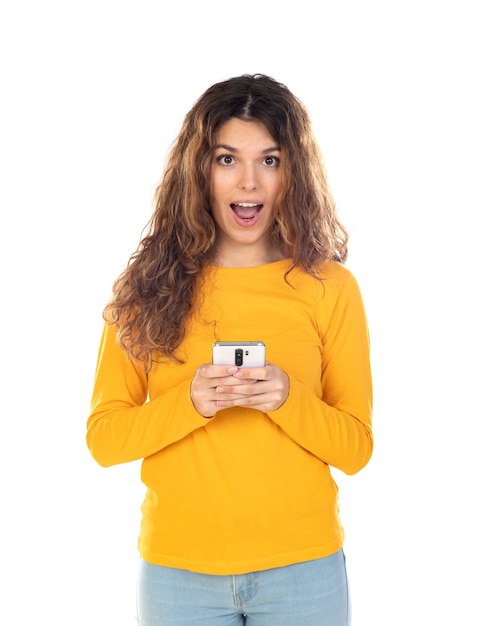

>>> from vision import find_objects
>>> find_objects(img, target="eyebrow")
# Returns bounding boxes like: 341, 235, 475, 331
214, 143, 281, 153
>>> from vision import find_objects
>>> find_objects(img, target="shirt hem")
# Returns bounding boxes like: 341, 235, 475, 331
138, 540, 344, 576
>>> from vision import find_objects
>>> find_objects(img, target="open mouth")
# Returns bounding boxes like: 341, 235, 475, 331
230, 203, 263, 222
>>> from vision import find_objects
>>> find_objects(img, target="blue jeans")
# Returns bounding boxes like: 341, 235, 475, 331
137, 550, 351, 625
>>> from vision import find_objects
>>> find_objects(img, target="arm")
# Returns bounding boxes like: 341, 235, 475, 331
86, 324, 209, 467
268, 269, 373, 475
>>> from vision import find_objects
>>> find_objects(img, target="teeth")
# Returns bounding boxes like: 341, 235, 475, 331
236, 203, 258, 208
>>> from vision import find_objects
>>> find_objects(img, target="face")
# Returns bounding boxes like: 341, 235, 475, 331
209, 117, 283, 266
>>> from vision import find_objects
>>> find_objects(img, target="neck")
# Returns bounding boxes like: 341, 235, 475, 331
213, 243, 286, 268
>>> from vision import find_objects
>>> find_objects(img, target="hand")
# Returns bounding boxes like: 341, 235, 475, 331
190, 362, 289, 417
190, 364, 255, 418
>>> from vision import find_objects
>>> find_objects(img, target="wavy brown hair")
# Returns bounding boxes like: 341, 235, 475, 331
104, 74, 348, 369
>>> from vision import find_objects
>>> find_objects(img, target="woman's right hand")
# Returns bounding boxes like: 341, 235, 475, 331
190, 364, 257, 418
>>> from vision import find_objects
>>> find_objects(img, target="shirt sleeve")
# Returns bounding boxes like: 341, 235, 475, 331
267, 268, 373, 475
86, 323, 209, 467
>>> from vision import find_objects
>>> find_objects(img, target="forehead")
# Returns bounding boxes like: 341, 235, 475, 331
214, 118, 278, 148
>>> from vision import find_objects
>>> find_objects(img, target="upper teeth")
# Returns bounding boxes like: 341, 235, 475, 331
237, 203, 258, 207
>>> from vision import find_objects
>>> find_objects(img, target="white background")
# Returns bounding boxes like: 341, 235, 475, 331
1, 1, 482, 624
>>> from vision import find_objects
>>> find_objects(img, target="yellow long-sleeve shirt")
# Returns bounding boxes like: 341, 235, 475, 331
87, 259, 373, 575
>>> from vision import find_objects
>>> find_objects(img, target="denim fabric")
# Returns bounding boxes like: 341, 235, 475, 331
137, 550, 351, 625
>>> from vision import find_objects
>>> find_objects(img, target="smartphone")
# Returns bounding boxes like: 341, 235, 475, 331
212, 341, 266, 368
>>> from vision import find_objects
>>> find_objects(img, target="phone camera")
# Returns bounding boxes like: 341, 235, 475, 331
235, 348, 243, 366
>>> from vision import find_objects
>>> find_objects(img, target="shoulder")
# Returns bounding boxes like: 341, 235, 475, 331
290, 260, 360, 293
316, 260, 362, 293
317, 259, 355, 281
305, 261, 366, 315
280, 262, 364, 319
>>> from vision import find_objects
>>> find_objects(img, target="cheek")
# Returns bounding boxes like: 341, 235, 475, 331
273, 171, 283, 193
209, 172, 225, 201
208, 181, 222, 209
263, 169, 282, 193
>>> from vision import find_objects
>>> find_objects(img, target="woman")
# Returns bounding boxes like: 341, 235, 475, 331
87, 74, 373, 625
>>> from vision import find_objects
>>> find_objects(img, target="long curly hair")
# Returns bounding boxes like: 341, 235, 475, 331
104, 74, 348, 370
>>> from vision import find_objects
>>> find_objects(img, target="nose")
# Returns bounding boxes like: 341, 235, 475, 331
238, 164, 257, 190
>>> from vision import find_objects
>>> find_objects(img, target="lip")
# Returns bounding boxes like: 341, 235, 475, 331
230, 202, 263, 227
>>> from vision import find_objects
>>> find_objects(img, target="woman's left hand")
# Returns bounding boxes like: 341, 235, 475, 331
214, 362, 289, 413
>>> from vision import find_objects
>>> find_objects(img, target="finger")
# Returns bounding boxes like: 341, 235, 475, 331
216, 392, 268, 409
215, 380, 260, 395
232, 367, 267, 381
200, 364, 239, 380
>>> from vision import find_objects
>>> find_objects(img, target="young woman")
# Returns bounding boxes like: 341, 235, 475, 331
86, 74, 373, 625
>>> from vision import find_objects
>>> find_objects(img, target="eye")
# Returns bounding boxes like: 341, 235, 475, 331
262, 155, 280, 167
216, 154, 236, 166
